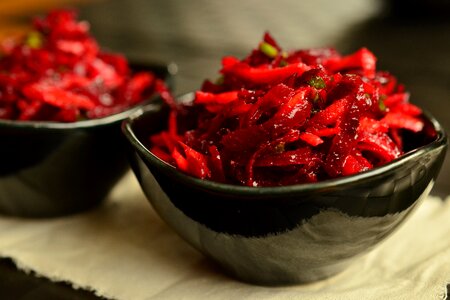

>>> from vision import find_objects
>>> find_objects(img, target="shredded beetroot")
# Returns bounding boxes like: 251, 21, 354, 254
0, 9, 169, 122
149, 32, 433, 186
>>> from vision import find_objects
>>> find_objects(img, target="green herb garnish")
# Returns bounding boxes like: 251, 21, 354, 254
259, 42, 278, 58
308, 76, 326, 89
26, 31, 43, 49
378, 95, 387, 111
274, 142, 285, 153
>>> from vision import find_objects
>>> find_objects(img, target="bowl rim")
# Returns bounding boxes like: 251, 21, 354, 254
0, 103, 151, 130
122, 95, 448, 196
0, 61, 176, 130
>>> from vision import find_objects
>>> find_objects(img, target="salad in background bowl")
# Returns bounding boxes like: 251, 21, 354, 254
0, 10, 175, 217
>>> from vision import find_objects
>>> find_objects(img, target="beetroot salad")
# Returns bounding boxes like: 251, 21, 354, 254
149, 32, 435, 187
0, 9, 171, 122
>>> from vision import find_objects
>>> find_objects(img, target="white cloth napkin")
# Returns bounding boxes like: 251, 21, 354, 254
0, 171, 448, 300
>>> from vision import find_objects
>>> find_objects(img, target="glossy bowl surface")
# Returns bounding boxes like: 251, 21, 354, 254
122, 95, 447, 285
0, 62, 175, 218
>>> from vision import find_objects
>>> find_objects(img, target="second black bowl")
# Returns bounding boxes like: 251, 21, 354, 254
0, 62, 175, 218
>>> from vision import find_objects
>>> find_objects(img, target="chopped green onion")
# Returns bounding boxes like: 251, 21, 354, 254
308, 76, 326, 89
378, 95, 386, 111
279, 60, 288, 67
274, 142, 285, 153
26, 31, 43, 49
259, 42, 278, 58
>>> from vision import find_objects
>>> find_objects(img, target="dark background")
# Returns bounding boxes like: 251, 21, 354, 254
0, 0, 449, 298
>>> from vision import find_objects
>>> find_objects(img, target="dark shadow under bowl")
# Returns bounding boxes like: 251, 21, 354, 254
122, 97, 447, 285
0, 62, 175, 218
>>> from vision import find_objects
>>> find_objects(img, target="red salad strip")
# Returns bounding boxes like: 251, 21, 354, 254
0, 9, 169, 122
149, 32, 433, 186
299, 132, 323, 146
323, 48, 377, 78
222, 61, 311, 85
342, 152, 372, 176
178, 142, 211, 179
208, 145, 226, 182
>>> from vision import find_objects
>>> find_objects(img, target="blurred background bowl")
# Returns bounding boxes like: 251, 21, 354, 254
122, 96, 447, 285
0, 62, 175, 218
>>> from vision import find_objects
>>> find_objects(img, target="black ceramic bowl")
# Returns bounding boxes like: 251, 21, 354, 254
122, 95, 447, 285
0, 62, 175, 218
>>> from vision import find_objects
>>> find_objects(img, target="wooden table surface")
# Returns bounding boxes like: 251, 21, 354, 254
1, 0, 449, 299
